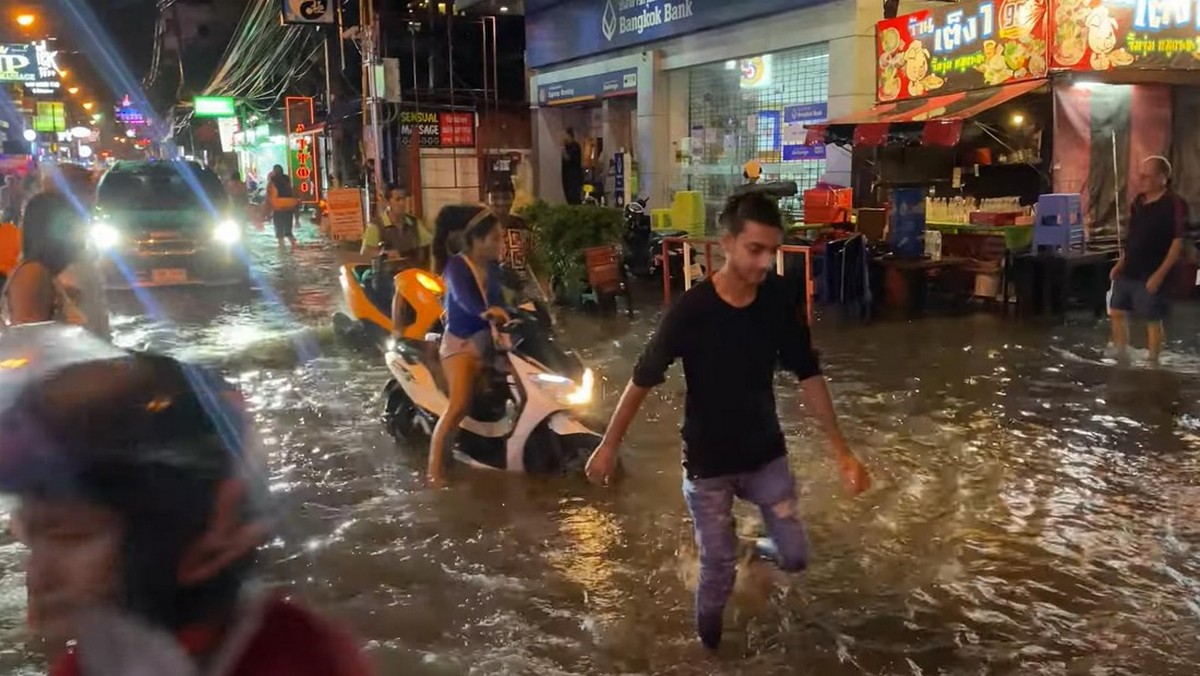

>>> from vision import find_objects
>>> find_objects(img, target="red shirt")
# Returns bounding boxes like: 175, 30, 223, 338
50, 595, 374, 676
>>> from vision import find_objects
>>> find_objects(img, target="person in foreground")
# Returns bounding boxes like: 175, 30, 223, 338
0, 323, 374, 676
585, 192, 871, 650
1109, 155, 1187, 365
427, 207, 509, 485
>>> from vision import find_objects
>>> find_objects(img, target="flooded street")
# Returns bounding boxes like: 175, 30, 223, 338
1, 228, 1199, 675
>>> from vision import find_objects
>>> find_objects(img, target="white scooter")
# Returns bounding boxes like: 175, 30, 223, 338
382, 311, 601, 475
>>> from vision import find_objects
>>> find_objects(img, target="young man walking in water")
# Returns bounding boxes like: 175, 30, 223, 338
1109, 156, 1187, 364
586, 192, 870, 650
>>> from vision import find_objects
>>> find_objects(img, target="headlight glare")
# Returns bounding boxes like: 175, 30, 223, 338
90, 222, 120, 250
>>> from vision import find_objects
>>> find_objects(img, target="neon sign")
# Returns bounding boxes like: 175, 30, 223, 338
931, 3, 997, 53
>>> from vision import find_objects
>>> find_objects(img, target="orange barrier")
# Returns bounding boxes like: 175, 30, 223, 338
660, 236, 814, 324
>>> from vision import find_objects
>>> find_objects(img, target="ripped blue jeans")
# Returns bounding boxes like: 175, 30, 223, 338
682, 455, 810, 621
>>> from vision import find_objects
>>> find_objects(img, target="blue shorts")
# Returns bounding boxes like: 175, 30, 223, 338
1110, 275, 1169, 321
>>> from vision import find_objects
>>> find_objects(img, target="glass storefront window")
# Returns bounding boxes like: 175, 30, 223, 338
680, 43, 830, 223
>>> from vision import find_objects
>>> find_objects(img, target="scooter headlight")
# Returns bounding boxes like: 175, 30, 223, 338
89, 221, 120, 251
533, 368, 594, 407
214, 219, 241, 244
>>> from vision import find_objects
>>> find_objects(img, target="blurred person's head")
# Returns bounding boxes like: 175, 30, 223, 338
20, 191, 86, 274
383, 183, 407, 214
0, 324, 267, 653
4, 175, 18, 187
433, 204, 499, 274
463, 207, 503, 262
1140, 155, 1171, 195
486, 190, 514, 219
718, 192, 784, 287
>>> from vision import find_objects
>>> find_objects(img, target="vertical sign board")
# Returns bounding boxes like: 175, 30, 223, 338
325, 188, 365, 240
284, 96, 319, 204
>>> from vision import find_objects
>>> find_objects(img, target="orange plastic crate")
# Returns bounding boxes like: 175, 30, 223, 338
803, 187, 852, 224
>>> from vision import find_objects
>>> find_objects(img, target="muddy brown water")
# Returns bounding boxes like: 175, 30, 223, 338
0, 230, 1198, 675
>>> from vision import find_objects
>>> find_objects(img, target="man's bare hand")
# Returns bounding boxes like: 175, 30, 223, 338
833, 442, 870, 495
585, 442, 620, 486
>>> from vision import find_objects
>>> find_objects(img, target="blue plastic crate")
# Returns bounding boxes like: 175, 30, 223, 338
1033, 193, 1084, 254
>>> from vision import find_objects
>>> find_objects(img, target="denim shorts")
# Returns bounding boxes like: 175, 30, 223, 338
1110, 276, 1169, 321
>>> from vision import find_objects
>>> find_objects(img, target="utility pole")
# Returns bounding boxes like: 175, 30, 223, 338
359, 0, 384, 215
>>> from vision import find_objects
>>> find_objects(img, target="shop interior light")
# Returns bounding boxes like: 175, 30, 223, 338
1010, 113, 1025, 127
16, 14, 36, 27
499, 5, 509, 11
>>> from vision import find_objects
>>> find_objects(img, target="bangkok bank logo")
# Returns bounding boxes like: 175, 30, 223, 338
602, 0, 618, 41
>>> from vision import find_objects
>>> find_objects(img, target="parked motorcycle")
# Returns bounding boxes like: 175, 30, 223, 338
621, 197, 701, 286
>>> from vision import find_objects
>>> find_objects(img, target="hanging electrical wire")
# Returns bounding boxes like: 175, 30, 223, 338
199, 0, 325, 111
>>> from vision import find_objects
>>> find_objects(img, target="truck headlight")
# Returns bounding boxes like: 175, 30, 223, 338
214, 220, 241, 244
90, 222, 120, 250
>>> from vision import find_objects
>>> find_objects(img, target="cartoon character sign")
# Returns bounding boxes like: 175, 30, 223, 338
903, 41, 945, 97
1085, 6, 1135, 69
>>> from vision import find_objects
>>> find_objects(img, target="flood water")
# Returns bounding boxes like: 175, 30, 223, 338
1, 228, 1198, 675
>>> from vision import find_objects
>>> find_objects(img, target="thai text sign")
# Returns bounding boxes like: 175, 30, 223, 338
1052, 0, 1200, 70
876, 0, 1048, 101
325, 188, 364, 241
398, 110, 476, 148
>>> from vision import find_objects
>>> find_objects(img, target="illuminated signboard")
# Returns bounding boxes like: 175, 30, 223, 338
398, 110, 477, 148
23, 41, 61, 94
284, 96, 319, 204
33, 102, 65, 133
1051, 0, 1200, 71
193, 96, 236, 118
876, 0, 1048, 101
0, 43, 38, 82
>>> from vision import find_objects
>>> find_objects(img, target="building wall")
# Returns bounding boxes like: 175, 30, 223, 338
528, 0, 945, 209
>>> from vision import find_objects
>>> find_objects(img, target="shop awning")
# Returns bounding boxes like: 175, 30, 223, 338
807, 80, 1047, 148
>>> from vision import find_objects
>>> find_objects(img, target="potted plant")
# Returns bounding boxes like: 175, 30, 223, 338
517, 200, 623, 305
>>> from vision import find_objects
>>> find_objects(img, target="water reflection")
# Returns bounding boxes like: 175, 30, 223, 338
0, 230, 1196, 674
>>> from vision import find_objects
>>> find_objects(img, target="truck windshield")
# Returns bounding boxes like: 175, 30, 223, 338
98, 167, 227, 211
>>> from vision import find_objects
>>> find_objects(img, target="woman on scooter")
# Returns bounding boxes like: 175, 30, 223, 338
428, 207, 509, 485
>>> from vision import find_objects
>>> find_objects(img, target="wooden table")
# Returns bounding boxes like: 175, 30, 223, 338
1010, 251, 1116, 318
875, 255, 973, 317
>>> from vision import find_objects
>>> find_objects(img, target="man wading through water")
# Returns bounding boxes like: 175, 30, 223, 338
1109, 155, 1188, 364
586, 192, 870, 650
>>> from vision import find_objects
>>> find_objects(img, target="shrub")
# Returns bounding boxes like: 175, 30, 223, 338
517, 200, 623, 299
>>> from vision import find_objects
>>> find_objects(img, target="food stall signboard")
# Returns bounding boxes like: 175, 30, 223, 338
1052, 0, 1200, 71
876, 0, 1049, 102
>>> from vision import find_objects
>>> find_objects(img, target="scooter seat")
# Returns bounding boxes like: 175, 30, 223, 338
395, 338, 448, 394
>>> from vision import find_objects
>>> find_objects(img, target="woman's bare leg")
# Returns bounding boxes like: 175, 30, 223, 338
428, 352, 479, 484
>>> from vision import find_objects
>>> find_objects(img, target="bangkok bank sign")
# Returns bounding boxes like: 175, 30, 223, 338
527, 0, 819, 67
0, 44, 38, 83
602, 0, 695, 41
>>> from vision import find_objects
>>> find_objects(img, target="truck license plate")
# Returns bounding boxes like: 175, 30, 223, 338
152, 268, 188, 284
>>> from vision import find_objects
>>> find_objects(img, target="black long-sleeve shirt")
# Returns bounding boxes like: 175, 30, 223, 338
633, 275, 821, 479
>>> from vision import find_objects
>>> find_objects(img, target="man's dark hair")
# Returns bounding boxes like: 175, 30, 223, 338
384, 182, 406, 199
719, 192, 784, 235
566, 127, 576, 139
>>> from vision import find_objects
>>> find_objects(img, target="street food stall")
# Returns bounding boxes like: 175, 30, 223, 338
805, 0, 1200, 314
